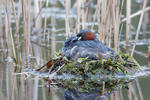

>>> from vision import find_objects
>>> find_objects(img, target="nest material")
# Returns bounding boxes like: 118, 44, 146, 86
36, 52, 141, 75
36, 52, 141, 93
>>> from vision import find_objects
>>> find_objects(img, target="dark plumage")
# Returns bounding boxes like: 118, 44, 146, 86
62, 29, 114, 60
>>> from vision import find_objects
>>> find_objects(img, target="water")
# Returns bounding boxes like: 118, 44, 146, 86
0, 0, 150, 100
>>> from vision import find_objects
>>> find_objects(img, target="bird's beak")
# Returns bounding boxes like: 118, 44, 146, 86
78, 36, 82, 40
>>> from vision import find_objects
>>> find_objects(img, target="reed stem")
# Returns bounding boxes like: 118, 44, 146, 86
126, 0, 131, 52
11, 0, 23, 70
122, 6, 150, 22
65, 0, 70, 38
81, 0, 85, 29
131, 0, 147, 56
76, 0, 81, 33
0, 0, 3, 49
43, 0, 48, 40
5, 0, 17, 63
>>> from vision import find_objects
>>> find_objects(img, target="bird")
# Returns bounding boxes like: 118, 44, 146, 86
62, 29, 114, 60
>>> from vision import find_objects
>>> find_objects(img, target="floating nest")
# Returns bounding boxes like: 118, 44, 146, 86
36, 52, 141, 93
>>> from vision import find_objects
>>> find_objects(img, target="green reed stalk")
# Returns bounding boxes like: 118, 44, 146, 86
65, 0, 70, 38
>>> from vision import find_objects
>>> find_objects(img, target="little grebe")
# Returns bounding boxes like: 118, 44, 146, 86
62, 29, 114, 60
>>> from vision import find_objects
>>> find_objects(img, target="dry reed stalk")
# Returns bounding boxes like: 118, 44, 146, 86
42, 80, 46, 100
135, 79, 144, 100
65, 0, 70, 38
126, 0, 131, 52
51, 16, 56, 57
10, 75, 16, 100
85, 0, 90, 24
5, 0, 17, 63
22, 0, 31, 67
119, 89, 123, 100
148, 46, 150, 66
34, 0, 41, 30
21, 0, 27, 66
107, 19, 113, 47
128, 84, 132, 100
91, 0, 100, 30
110, 1, 117, 51
26, 0, 31, 65
43, 0, 49, 39
100, 0, 107, 42
131, 0, 147, 56
102, 81, 105, 99
81, 0, 85, 29
39, 0, 42, 30
0, 0, 3, 49
97, 0, 101, 40
102, 0, 111, 43
33, 0, 42, 65
110, 93, 114, 100
76, 0, 81, 33
6, 64, 10, 100
11, 0, 23, 70
122, 6, 150, 22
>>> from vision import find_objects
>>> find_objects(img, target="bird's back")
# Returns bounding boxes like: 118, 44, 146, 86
62, 37, 114, 60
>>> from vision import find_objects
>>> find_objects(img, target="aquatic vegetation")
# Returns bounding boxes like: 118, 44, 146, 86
37, 52, 141, 93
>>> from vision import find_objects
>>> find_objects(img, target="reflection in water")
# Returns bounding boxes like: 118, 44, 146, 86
0, 61, 150, 100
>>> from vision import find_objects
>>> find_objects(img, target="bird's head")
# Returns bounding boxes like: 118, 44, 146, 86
77, 29, 95, 40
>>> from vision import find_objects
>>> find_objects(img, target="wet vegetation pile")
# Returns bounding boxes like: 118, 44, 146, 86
36, 52, 141, 93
